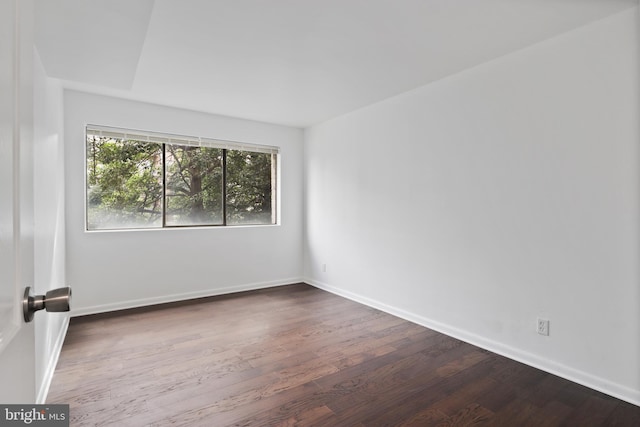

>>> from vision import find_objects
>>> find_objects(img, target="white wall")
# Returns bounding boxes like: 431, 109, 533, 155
65, 91, 304, 314
304, 8, 640, 405
33, 49, 67, 402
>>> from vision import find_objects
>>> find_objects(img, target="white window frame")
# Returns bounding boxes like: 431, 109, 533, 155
85, 124, 280, 231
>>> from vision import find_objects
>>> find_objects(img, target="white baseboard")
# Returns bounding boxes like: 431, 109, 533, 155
306, 278, 640, 407
36, 315, 70, 404
71, 277, 305, 317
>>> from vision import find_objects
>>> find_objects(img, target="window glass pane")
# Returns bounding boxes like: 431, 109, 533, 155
226, 150, 275, 225
86, 126, 279, 231
86, 135, 163, 230
165, 145, 224, 226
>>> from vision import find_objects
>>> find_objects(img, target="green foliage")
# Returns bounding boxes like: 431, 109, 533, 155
86, 135, 276, 230
165, 145, 223, 225
86, 137, 162, 229
226, 150, 274, 225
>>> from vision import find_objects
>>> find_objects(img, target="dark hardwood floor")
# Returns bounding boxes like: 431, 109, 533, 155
47, 284, 640, 426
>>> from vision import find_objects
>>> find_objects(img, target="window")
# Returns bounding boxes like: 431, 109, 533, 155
86, 125, 278, 230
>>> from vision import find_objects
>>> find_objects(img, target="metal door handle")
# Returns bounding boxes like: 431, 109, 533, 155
23, 286, 72, 322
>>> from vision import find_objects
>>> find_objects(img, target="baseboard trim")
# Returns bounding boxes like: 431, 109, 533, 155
71, 277, 305, 317
306, 278, 640, 407
36, 315, 70, 404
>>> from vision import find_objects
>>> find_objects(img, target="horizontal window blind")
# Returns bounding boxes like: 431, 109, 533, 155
86, 124, 280, 155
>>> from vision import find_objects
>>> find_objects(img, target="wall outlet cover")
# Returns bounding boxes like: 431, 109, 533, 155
537, 318, 550, 336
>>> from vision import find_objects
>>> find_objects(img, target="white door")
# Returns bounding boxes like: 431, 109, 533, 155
0, 0, 37, 403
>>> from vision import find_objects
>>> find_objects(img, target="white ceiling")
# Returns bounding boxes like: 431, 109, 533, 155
35, 0, 638, 128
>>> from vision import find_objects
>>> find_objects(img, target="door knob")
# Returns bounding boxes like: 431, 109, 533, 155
23, 286, 72, 322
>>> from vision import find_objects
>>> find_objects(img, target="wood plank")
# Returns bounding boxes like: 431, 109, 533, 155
46, 283, 640, 426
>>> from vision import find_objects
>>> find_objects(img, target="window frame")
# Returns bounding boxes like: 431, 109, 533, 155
85, 124, 280, 231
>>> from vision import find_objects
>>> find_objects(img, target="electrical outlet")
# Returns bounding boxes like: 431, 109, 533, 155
322, 263, 327, 273
537, 318, 549, 336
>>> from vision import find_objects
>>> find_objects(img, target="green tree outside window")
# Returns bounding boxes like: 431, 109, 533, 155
86, 131, 277, 230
